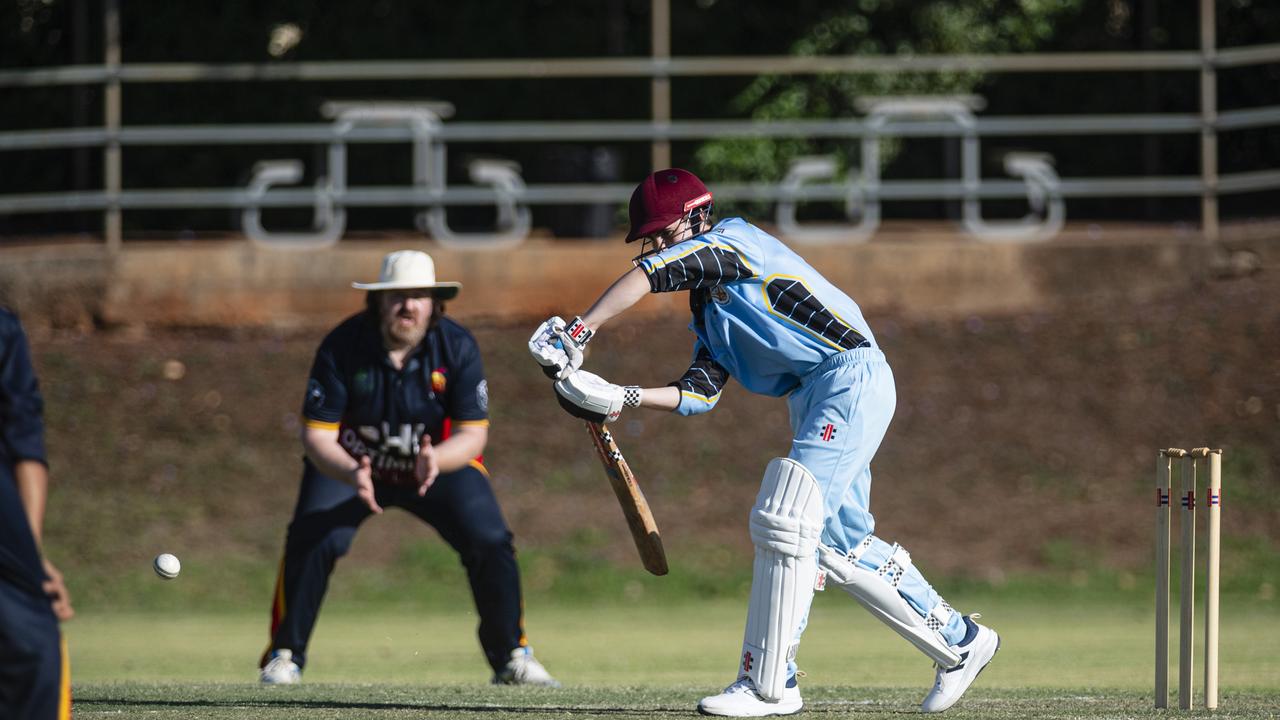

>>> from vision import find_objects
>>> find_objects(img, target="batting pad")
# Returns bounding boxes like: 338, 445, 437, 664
741, 457, 823, 702
817, 541, 962, 668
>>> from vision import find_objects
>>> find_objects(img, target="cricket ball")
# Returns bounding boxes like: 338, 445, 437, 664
153, 553, 181, 579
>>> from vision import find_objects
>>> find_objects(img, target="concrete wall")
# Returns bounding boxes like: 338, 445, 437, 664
0, 233, 1224, 331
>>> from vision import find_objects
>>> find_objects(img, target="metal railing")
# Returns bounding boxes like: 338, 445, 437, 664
0, 0, 1276, 249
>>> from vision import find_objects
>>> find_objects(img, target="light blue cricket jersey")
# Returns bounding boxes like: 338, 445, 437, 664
637, 217, 877, 415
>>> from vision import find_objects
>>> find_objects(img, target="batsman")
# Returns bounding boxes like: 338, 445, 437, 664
529, 169, 999, 716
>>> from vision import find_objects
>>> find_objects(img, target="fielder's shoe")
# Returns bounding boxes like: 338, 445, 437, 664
260, 649, 302, 685
921, 615, 1000, 713
697, 675, 802, 717
492, 646, 561, 687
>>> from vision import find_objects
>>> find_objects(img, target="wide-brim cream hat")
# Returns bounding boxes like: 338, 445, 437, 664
351, 250, 461, 299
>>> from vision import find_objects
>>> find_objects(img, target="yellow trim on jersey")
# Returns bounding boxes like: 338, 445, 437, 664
454, 419, 490, 428
644, 239, 756, 275
469, 459, 490, 476
680, 389, 721, 405
58, 634, 71, 720
760, 273, 858, 352
304, 419, 341, 431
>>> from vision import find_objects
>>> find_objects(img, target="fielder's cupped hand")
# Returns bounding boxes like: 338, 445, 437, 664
415, 434, 439, 495
554, 370, 624, 424
351, 455, 382, 514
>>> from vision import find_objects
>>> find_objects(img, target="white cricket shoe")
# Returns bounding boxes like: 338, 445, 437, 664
921, 615, 1000, 713
492, 647, 561, 687
697, 676, 803, 717
260, 649, 302, 685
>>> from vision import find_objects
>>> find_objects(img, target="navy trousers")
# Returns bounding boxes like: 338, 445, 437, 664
0, 578, 67, 720
264, 462, 526, 673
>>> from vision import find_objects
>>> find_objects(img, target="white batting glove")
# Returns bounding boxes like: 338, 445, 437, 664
554, 370, 640, 424
529, 316, 569, 379
552, 316, 594, 380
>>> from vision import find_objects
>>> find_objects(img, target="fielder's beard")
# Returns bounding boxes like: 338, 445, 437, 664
382, 311, 428, 351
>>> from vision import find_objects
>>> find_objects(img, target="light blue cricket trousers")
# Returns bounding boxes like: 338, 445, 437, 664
784, 347, 965, 669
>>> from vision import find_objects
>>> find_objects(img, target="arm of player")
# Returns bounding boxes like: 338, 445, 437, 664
300, 424, 381, 514
14, 459, 47, 542
414, 423, 488, 495
14, 459, 73, 621
578, 266, 651, 334
634, 385, 680, 411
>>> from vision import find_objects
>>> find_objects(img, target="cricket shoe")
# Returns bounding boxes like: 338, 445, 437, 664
697, 675, 802, 717
920, 614, 1000, 713
492, 646, 561, 687
259, 649, 302, 685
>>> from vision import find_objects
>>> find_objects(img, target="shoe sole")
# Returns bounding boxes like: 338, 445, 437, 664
697, 700, 803, 717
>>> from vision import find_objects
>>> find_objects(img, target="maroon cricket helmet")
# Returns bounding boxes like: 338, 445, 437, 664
624, 168, 714, 243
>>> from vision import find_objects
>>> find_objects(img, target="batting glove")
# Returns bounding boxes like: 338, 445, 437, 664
528, 316, 569, 379
553, 316, 594, 380
554, 370, 638, 424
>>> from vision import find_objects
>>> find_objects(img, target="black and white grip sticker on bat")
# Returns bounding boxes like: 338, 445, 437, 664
554, 370, 641, 424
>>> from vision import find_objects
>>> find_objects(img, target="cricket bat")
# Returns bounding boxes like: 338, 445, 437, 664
584, 421, 669, 576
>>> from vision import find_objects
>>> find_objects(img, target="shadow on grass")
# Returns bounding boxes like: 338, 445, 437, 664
80, 697, 692, 715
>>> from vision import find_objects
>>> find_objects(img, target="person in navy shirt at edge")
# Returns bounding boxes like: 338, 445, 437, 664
0, 308, 74, 720
259, 250, 557, 687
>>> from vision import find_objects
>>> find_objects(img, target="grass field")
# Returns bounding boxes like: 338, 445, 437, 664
66, 595, 1279, 718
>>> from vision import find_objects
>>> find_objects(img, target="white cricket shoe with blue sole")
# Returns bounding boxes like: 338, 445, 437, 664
492, 646, 561, 687
698, 675, 802, 717
921, 615, 999, 713
260, 648, 301, 685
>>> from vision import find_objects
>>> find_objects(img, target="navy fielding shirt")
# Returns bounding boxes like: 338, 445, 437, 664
0, 308, 50, 597
301, 312, 490, 484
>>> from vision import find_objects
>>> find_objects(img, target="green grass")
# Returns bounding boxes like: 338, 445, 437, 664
69, 685, 1280, 719
66, 597, 1280, 718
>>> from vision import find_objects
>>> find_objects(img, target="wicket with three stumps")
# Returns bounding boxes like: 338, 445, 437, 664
1154, 447, 1221, 710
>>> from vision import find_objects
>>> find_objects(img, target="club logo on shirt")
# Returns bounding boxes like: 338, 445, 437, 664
477, 379, 489, 413
340, 422, 428, 484
305, 379, 326, 411
709, 285, 730, 305
821, 423, 838, 442
431, 368, 447, 394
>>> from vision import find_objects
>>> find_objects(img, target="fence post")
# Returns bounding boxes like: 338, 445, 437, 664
651, 0, 671, 171
104, 0, 122, 251
1199, 0, 1219, 246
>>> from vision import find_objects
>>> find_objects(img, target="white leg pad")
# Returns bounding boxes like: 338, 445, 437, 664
817, 541, 962, 668
741, 458, 823, 702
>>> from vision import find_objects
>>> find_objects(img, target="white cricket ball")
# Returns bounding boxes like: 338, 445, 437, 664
153, 553, 181, 579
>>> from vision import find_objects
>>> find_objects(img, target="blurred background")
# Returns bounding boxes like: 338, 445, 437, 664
0, 0, 1277, 641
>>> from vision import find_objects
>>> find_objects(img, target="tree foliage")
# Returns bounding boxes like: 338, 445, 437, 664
694, 0, 1085, 205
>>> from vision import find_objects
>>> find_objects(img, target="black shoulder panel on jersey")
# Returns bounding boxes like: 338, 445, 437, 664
765, 277, 868, 351
646, 244, 754, 293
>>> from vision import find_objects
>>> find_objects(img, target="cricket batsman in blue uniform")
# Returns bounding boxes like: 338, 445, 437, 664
260, 251, 556, 687
0, 308, 73, 720
530, 169, 999, 715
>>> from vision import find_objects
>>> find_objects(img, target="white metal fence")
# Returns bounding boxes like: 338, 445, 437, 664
0, 0, 1276, 250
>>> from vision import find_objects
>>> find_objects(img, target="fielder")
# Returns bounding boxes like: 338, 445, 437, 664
260, 250, 557, 687
530, 169, 998, 715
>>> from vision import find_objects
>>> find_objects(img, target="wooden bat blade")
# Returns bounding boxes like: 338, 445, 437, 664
585, 421, 669, 576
